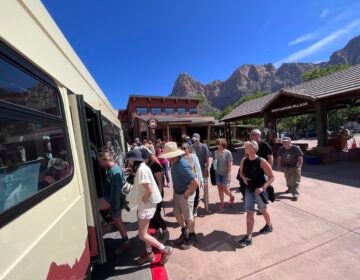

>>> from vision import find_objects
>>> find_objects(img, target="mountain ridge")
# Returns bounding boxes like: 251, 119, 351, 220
170, 35, 360, 111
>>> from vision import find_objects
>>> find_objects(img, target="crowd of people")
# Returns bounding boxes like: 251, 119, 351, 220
98, 130, 304, 265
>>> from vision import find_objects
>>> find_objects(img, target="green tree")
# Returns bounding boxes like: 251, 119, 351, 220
302, 64, 350, 81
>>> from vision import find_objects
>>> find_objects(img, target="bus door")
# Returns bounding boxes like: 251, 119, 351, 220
68, 94, 107, 264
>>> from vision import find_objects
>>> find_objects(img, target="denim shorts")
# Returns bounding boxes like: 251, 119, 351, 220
215, 173, 231, 187
245, 189, 268, 212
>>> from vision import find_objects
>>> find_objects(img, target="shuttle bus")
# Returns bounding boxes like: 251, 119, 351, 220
0, 1, 125, 278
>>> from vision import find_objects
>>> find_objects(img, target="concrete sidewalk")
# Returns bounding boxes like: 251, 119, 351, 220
92, 158, 360, 280
164, 159, 360, 280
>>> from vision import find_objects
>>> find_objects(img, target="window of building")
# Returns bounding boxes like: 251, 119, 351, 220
136, 107, 148, 115
189, 108, 198, 114
151, 107, 161, 115
164, 108, 174, 115
177, 108, 186, 115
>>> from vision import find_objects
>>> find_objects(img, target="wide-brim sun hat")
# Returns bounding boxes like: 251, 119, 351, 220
158, 142, 185, 159
126, 149, 144, 161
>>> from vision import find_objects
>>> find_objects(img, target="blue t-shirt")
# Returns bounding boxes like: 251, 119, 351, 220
102, 164, 124, 217
171, 157, 195, 195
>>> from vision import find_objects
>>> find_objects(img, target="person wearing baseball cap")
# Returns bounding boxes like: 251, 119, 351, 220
126, 148, 173, 265
159, 142, 199, 250
277, 137, 303, 201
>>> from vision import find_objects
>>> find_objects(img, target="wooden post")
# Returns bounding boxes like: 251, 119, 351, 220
315, 101, 328, 147
207, 123, 211, 144
166, 123, 170, 142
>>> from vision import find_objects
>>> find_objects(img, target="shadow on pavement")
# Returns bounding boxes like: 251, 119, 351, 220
91, 230, 149, 279
194, 230, 239, 252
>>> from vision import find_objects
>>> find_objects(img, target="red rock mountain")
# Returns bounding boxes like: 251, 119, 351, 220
170, 35, 360, 111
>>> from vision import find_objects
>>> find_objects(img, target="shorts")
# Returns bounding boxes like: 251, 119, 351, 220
244, 189, 268, 212
173, 193, 194, 221
215, 173, 231, 187
137, 202, 157, 220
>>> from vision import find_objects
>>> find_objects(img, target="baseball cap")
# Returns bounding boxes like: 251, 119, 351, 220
282, 137, 291, 142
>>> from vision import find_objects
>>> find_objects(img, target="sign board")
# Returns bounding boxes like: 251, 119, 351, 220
148, 118, 157, 128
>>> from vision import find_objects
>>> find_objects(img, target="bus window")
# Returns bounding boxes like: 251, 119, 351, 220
0, 118, 72, 212
0, 57, 61, 117
102, 117, 124, 167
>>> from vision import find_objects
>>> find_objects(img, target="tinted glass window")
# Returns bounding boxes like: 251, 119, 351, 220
164, 108, 174, 115
0, 118, 72, 213
0, 57, 61, 116
136, 107, 148, 115
189, 108, 198, 114
177, 108, 186, 115
151, 108, 161, 115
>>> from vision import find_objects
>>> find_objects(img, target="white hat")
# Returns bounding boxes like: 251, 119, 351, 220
250, 129, 261, 135
158, 142, 185, 159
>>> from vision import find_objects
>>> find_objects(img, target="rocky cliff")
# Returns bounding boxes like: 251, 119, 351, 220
170, 35, 360, 111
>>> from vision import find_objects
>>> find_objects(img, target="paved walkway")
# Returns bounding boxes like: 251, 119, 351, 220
92, 157, 360, 280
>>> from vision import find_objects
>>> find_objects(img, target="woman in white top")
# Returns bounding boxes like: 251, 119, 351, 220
126, 149, 173, 265
181, 142, 203, 216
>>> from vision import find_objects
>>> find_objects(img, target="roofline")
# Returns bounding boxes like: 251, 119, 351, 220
123, 94, 202, 111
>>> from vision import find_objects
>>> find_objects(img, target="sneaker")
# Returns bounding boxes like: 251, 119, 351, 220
259, 224, 273, 234
136, 252, 155, 265
114, 239, 132, 255
180, 233, 198, 250
159, 246, 173, 265
174, 227, 189, 245
159, 230, 171, 244
238, 236, 252, 247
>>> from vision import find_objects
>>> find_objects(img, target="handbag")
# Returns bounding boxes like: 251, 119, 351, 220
267, 185, 275, 202
210, 163, 216, 185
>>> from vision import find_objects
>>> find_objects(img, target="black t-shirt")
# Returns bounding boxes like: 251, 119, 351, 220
257, 140, 273, 161
243, 156, 266, 193
149, 160, 163, 185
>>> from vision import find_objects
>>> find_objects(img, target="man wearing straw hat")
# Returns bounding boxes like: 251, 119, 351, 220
159, 142, 199, 250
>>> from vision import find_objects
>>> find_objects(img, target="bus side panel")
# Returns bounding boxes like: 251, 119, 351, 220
0, 182, 89, 280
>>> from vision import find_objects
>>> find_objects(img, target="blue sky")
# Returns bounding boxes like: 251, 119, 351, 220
42, 0, 360, 110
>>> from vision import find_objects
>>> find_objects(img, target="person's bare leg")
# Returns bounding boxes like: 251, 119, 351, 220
217, 185, 224, 206
260, 208, 271, 225
138, 219, 164, 249
113, 215, 128, 238
246, 211, 255, 238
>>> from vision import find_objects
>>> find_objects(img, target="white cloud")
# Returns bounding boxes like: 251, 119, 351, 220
320, 9, 330, 19
275, 18, 360, 67
330, 10, 352, 23
288, 33, 315, 46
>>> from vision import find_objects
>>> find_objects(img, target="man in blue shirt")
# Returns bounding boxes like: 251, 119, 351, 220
159, 142, 199, 250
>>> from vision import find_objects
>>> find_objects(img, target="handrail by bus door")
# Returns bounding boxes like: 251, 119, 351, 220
68, 94, 107, 264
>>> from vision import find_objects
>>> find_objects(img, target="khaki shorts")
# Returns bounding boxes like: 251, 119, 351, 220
173, 193, 194, 221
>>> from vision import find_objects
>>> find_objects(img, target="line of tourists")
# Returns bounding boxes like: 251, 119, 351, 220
98, 129, 303, 266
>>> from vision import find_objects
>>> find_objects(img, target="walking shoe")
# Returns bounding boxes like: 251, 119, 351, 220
238, 236, 252, 247
136, 252, 155, 265
174, 227, 189, 245
159, 246, 173, 265
114, 239, 132, 255
229, 196, 235, 207
159, 230, 171, 244
180, 233, 198, 250
259, 224, 273, 234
